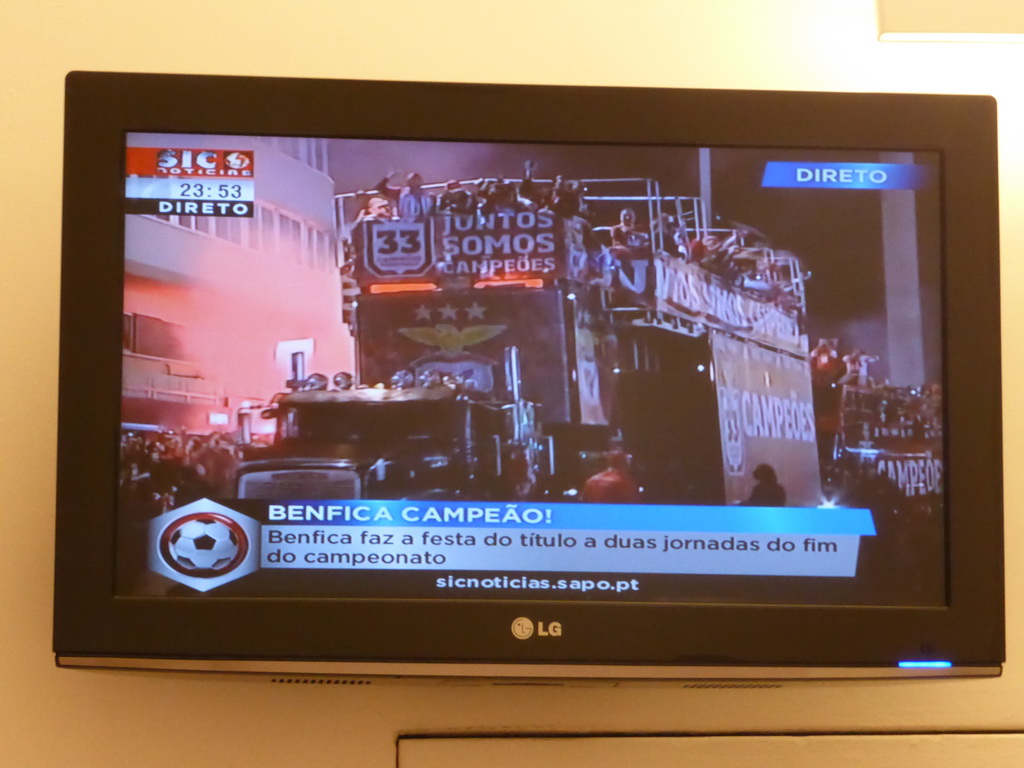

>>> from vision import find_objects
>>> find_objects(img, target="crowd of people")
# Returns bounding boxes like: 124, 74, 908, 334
349, 163, 805, 315
598, 210, 807, 313
810, 337, 943, 455
353, 161, 587, 224
812, 338, 881, 389
847, 383, 943, 444
119, 430, 240, 519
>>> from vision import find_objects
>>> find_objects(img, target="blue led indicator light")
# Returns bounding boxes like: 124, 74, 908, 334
898, 661, 953, 669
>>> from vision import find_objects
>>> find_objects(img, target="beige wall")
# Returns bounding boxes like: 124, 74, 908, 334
1, 2, 1020, 766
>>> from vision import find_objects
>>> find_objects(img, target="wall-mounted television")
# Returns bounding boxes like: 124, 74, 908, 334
54, 72, 1003, 680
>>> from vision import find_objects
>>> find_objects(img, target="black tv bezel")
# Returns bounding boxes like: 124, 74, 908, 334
55, 72, 1003, 675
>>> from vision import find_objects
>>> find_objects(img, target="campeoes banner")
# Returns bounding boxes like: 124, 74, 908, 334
711, 331, 822, 507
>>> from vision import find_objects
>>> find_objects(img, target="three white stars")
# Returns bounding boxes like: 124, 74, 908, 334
415, 302, 486, 321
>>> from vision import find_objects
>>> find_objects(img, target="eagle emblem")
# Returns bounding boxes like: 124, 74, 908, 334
398, 324, 506, 353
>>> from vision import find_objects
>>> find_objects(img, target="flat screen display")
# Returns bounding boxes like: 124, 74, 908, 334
118, 131, 945, 610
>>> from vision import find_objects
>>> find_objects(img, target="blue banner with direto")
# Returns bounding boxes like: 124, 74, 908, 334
761, 162, 932, 190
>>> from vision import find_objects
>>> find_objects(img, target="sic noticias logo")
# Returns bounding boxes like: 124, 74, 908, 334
125, 147, 254, 177
149, 499, 260, 592
511, 617, 562, 639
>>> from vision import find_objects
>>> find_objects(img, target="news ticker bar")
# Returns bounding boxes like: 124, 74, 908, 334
149, 499, 876, 588
260, 526, 864, 577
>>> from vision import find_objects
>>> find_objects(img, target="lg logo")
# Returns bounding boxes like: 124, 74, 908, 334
511, 617, 562, 640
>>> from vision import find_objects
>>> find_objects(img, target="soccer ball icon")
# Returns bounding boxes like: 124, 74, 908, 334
159, 512, 248, 577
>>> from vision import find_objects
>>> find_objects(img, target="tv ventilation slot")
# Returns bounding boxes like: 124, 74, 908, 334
682, 682, 784, 690
270, 677, 372, 686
